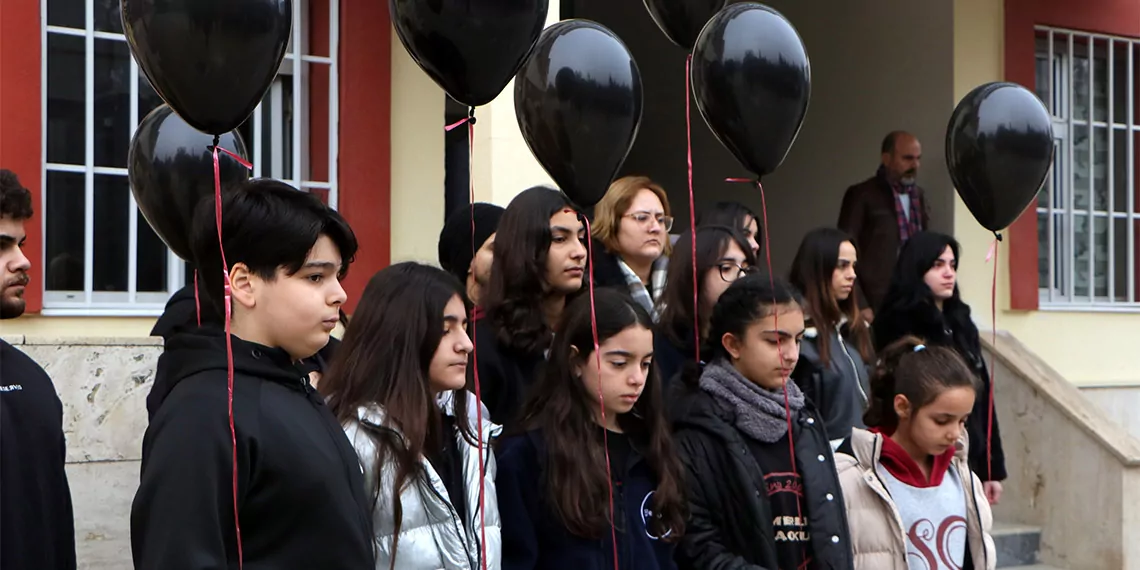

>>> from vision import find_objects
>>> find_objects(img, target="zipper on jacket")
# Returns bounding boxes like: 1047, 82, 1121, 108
836, 327, 867, 404
424, 473, 478, 569
465, 425, 497, 570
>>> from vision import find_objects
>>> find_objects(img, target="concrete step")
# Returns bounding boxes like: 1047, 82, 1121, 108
993, 522, 1041, 568
1002, 566, 1067, 570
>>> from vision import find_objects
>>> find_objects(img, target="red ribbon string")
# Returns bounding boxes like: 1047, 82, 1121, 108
685, 54, 699, 363
582, 217, 620, 570
193, 270, 201, 327
725, 177, 801, 502
986, 234, 1000, 484
455, 107, 489, 570
212, 139, 252, 569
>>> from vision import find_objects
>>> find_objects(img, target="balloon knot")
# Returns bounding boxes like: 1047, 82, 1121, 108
994, 232, 1004, 242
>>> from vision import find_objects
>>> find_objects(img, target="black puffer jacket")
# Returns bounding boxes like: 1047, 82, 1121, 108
669, 383, 854, 570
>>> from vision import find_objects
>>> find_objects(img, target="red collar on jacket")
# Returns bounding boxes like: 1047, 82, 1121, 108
869, 427, 955, 488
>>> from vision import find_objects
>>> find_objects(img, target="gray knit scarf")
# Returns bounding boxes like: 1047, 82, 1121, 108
699, 358, 806, 443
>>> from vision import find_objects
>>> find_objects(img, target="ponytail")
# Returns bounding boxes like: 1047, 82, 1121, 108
863, 335, 978, 429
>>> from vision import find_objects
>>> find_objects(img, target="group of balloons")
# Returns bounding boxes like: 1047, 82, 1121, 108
391, 0, 1056, 234
119, 0, 1056, 264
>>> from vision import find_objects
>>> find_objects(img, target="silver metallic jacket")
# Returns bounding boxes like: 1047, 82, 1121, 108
343, 394, 502, 570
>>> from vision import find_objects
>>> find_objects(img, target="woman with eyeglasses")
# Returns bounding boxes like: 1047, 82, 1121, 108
654, 226, 756, 387
589, 176, 674, 319
788, 228, 876, 451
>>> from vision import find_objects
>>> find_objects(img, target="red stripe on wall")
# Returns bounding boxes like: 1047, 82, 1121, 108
1005, 0, 1140, 310
338, 0, 391, 312
0, 0, 44, 313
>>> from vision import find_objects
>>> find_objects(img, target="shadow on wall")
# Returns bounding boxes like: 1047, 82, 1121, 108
570, 0, 956, 273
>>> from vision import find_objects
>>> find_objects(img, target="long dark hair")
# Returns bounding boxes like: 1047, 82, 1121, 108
864, 336, 979, 430
321, 262, 474, 567
514, 289, 687, 541
874, 232, 978, 354
484, 186, 580, 354
788, 227, 873, 365
657, 225, 755, 347
686, 272, 804, 386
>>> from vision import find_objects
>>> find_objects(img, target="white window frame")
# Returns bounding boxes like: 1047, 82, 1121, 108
1036, 26, 1139, 311
39, 0, 339, 316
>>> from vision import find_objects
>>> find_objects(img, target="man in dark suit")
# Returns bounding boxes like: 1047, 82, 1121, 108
838, 131, 929, 322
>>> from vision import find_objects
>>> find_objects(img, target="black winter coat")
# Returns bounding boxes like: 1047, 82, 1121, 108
669, 383, 855, 570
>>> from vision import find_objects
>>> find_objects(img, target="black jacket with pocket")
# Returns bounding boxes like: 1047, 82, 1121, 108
669, 383, 855, 570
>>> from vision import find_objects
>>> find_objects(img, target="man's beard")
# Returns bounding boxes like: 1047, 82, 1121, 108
901, 170, 918, 186
0, 295, 25, 319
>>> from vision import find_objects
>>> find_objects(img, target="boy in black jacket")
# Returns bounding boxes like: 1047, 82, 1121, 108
0, 169, 76, 570
130, 180, 374, 570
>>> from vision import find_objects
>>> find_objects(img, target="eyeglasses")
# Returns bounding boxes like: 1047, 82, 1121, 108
623, 211, 674, 232
718, 263, 758, 283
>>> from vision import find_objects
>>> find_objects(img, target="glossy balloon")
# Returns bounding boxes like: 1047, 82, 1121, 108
129, 106, 250, 261
515, 20, 643, 208
643, 0, 728, 50
947, 82, 1055, 232
121, 0, 291, 135
691, 3, 811, 177
390, 0, 548, 107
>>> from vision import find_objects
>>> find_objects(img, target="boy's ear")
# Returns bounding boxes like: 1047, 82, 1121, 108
228, 263, 257, 310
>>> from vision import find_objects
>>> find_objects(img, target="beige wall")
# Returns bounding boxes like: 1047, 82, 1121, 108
2, 316, 157, 338
951, 0, 1140, 387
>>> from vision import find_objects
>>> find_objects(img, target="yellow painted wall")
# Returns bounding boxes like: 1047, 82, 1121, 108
952, 0, 1139, 387
1, 316, 157, 338
471, 1, 561, 207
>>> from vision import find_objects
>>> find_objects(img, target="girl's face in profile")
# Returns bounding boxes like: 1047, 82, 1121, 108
426, 294, 473, 394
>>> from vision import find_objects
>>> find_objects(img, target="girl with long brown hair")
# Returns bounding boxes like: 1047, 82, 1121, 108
321, 262, 500, 570
497, 288, 686, 570
789, 227, 875, 449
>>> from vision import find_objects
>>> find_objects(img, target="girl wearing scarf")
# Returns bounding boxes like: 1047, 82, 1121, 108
670, 273, 853, 570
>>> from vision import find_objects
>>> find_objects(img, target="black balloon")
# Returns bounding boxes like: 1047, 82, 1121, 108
947, 82, 1055, 232
515, 20, 643, 208
121, 0, 291, 135
390, 0, 548, 107
129, 105, 250, 261
691, 3, 811, 177
643, 0, 727, 50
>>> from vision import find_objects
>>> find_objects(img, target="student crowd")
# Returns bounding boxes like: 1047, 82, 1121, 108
0, 130, 1004, 570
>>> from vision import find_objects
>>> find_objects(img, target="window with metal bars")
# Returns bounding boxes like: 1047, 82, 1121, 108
41, 0, 339, 315
1035, 26, 1140, 308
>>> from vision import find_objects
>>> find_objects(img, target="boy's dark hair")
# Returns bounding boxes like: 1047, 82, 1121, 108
0, 169, 33, 220
189, 178, 358, 320
863, 335, 979, 430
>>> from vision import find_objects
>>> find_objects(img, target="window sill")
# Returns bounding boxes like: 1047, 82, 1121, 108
1036, 302, 1140, 314
39, 307, 166, 317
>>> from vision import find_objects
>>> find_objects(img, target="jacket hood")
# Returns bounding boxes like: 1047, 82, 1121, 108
837, 427, 970, 477
147, 327, 310, 420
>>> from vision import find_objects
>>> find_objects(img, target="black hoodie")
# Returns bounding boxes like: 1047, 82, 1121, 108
130, 329, 374, 570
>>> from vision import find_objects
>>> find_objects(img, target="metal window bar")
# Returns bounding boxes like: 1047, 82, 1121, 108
1035, 26, 1140, 309
42, 1, 339, 312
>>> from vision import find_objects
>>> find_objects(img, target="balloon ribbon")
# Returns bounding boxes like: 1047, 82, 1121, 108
686, 54, 699, 364
581, 215, 621, 570
985, 233, 1001, 484
445, 107, 489, 570
725, 177, 801, 516
210, 137, 252, 569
